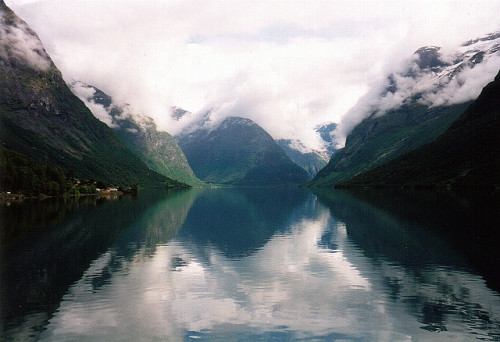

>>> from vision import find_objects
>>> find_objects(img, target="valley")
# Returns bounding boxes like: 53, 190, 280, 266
1, 0, 498, 192
1, 1, 500, 340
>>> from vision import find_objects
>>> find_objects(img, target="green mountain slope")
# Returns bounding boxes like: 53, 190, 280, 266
338, 70, 500, 189
0, 2, 185, 188
309, 102, 470, 187
114, 118, 204, 187
176, 117, 309, 185
72, 83, 204, 187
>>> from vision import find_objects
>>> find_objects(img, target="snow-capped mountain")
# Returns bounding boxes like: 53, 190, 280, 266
339, 69, 500, 188
382, 31, 500, 113
311, 31, 500, 187
276, 122, 339, 179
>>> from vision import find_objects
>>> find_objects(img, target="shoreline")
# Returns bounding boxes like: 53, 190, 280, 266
0, 191, 128, 202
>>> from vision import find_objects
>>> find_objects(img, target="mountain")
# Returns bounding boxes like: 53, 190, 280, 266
309, 32, 500, 187
175, 117, 309, 185
337, 69, 500, 189
310, 102, 471, 187
276, 122, 338, 179
70, 83, 204, 187
315, 122, 339, 156
0, 1, 187, 188
276, 139, 327, 179
171, 107, 190, 121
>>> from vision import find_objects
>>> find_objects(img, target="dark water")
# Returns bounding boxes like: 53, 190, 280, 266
1, 188, 500, 341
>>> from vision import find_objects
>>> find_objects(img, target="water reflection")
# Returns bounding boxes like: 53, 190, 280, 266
178, 187, 310, 258
315, 189, 500, 289
0, 190, 197, 340
39, 192, 382, 341
2, 188, 500, 341
315, 189, 500, 339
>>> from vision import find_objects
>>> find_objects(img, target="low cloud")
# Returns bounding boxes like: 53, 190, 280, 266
70, 82, 118, 128
6, 0, 500, 152
336, 42, 500, 144
0, 10, 51, 71
420, 55, 500, 106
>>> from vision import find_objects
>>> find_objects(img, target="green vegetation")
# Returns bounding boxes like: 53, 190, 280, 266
309, 101, 471, 187
0, 102, 175, 188
113, 116, 205, 187
338, 70, 500, 189
0, 148, 94, 196
1, 148, 67, 196
0, 148, 190, 197
0, 4, 190, 190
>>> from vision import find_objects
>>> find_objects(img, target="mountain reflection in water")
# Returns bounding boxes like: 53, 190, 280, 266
1, 188, 499, 341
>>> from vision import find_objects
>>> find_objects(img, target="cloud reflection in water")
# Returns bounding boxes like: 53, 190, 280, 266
38, 190, 500, 341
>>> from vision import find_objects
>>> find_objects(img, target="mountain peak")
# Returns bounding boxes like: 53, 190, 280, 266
176, 115, 308, 185
413, 46, 448, 71
310, 31, 500, 188
67, 82, 203, 186
221, 116, 257, 127
338, 69, 500, 188
171, 107, 190, 121
372, 31, 500, 115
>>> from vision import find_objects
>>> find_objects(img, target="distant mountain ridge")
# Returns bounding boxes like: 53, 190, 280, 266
70, 82, 204, 187
315, 122, 339, 156
176, 116, 309, 185
276, 139, 328, 179
276, 122, 338, 179
309, 31, 500, 187
0, 1, 181, 187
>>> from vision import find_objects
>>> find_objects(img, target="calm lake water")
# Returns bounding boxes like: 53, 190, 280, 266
1, 188, 500, 341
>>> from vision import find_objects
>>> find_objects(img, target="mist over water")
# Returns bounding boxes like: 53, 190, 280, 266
1, 188, 500, 341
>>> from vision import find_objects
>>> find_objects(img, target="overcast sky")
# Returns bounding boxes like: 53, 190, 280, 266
6, 0, 500, 151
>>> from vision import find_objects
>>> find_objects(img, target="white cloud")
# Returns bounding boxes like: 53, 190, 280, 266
335, 42, 500, 144
4, 0, 500, 152
36, 194, 500, 341
421, 55, 500, 106
70, 82, 118, 128
37, 209, 380, 340
0, 10, 51, 71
